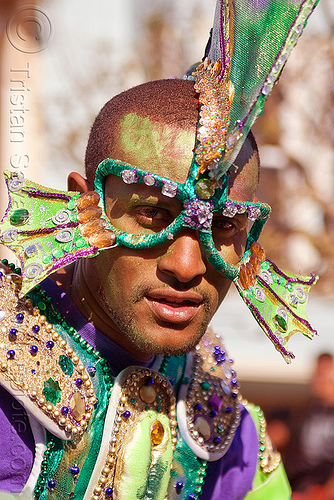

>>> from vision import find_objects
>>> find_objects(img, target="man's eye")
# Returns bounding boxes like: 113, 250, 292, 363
213, 217, 236, 230
134, 206, 171, 229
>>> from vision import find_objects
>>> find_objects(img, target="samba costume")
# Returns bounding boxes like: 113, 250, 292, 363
0, 0, 320, 498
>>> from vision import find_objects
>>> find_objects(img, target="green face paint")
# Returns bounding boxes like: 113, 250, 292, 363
118, 113, 195, 183
94, 156, 271, 281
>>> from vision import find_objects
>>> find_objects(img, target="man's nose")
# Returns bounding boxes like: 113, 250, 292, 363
157, 230, 207, 283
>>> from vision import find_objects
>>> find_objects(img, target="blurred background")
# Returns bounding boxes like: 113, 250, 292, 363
0, 0, 333, 494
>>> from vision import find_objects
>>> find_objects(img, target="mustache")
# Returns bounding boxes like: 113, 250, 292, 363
132, 282, 213, 313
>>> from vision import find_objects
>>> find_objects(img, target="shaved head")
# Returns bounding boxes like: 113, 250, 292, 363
84, 78, 259, 199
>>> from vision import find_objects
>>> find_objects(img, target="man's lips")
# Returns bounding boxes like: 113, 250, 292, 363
145, 289, 203, 324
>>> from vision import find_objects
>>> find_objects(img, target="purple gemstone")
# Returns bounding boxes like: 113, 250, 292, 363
122, 411, 131, 419
145, 377, 154, 386
225, 406, 233, 413
61, 406, 69, 415
31, 369, 36, 375
69, 465, 80, 475
9, 328, 17, 340
30, 345, 38, 356
87, 366, 96, 377
209, 410, 217, 418
75, 378, 83, 387
47, 479, 56, 489
7, 350, 15, 359
16, 313, 24, 323
208, 393, 223, 412
194, 403, 202, 412
46, 341, 54, 349
32, 324, 40, 333
176, 481, 184, 491
105, 487, 113, 497
213, 436, 221, 445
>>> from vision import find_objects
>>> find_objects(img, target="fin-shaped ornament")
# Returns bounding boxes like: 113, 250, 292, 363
191, 0, 320, 181
0, 172, 116, 297
235, 243, 318, 363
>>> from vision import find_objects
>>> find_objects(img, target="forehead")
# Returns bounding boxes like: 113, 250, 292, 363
109, 112, 258, 203
114, 112, 195, 184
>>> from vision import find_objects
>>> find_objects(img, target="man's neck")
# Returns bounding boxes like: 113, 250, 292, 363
50, 261, 153, 361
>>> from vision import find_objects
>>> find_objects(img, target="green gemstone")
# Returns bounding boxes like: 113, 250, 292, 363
181, 377, 190, 384
58, 355, 74, 376
156, 395, 162, 403
195, 178, 216, 200
73, 333, 81, 342
157, 406, 161, 412
75, 238, 86, 248
260, 445, 266, 452
38, 302, 46, 311
43, 378, 61, 405
53, 249, 63, 259
42, 256, 52, 264
67, 199, 77, 210
131, 398, 136, 404
201, 381, 210, 391
274, 314, 288, 332
10, 208, 29, 226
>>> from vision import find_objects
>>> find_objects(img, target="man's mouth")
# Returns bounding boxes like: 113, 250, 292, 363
145, 289, 203, 324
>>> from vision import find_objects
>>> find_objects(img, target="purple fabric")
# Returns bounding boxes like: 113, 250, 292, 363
0, 385, 34, 493
201, 405, 259, 499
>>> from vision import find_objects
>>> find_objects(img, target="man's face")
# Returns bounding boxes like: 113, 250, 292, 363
77, 113, 258, 359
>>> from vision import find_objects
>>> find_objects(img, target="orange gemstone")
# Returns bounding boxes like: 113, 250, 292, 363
250, 242, 265, 262
76, 191, 100, 210
80, 218, 108, 238
88, 230, 116, 249
249, 254, 261, 274
151, 420, 164, 446
246, 262, 257, 287
77, 205, 102, 224
239, 264, 250, 290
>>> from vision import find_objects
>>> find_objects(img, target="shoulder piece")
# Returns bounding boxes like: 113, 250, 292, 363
177, 328, 240, 461
0, 268, 96, 440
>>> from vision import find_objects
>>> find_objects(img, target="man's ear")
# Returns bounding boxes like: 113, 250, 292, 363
68, 172, 93, 193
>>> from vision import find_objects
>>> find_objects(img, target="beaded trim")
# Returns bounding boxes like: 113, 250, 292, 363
0, 265, 96, 440
242, 400, 281, 474
177, 330, 240, 461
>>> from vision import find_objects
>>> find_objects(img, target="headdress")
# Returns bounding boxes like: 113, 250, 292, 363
0, 0, 319, 362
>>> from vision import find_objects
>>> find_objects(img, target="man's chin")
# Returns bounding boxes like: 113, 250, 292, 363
129, 323, 208, 358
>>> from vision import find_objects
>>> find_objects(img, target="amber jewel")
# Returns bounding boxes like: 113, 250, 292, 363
77, 205, 103, 224
151, 420, 164, 446
69, 391, 86, 421
79, 218, 108, 238
88, 229, 116, 249
76, 191, 100, 210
